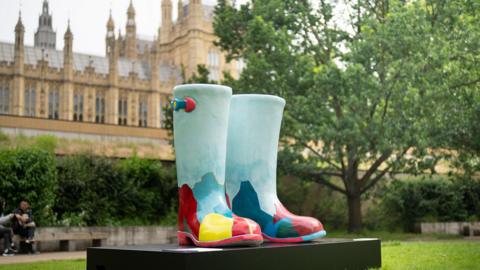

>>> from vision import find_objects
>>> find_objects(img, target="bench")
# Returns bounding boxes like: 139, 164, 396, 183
14, 231, 109, 252
463, 224, 480, 237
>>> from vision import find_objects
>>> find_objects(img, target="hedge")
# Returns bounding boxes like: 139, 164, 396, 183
381, 177, 480, 231
0, 148, 57, 226
0, 148, 178, 226
55, 155, 177, 226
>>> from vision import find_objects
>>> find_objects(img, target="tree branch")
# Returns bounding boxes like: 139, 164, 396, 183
448, 78, 480, 91
310, 172, 347, 194
361, 147, 410, 193
359, 149, 392, 184
301, 142, 342, 171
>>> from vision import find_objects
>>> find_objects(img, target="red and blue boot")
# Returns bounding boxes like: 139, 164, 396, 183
225, 94, 326, 243
172, 85, 263, 247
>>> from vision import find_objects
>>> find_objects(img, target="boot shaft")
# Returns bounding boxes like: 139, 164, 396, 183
226, 94, 285, 216
173, 84, 232, 188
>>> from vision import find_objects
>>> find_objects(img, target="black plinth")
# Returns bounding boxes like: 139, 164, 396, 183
87, 238, 381, 270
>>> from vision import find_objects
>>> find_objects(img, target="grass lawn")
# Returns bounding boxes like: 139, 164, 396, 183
381, 241, 480, 270
0, 259, 85, 270
327, 230, 463, 241
0, 237, 478, 270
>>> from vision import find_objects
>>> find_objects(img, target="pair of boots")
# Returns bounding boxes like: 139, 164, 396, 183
171, 84, 326, 247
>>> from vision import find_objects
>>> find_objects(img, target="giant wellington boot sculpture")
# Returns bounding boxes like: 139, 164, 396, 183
226, 94, 326, 243
171, 84, 263, 247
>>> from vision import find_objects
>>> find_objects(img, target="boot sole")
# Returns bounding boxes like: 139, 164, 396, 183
178, 231, 263, 247
262, 230, 327, 243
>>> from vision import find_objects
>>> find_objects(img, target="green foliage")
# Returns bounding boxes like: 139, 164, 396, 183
55, 155, 118, 225
0, 147, 178, 227
117, 157, 177, 223
381, 177, 480, 231
0, 148, 57, 226
55, 155, 177, 226
0, 130, 9, 145
213, 0, 480, 231
187, 65, 217, 84
34, 135, 57, 153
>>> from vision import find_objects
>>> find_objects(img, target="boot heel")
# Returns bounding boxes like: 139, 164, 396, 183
177, 232, 193, 246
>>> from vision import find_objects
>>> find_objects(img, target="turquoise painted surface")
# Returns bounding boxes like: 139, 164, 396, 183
173, 84, 232, 188
193, 172, 232, 222
225, 94, 286, 216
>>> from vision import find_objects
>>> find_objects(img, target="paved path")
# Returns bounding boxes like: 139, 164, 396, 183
0, 251, 86, 265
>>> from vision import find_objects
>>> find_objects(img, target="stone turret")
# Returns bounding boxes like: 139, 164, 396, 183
106, 26, 120, 125
125, 0, 137, 60
63, 21, 73, 79
159, 0, 173, 43
13, 12, 25, 115
177, 0, 184, 21
62, 21, 74, 120
106, 10, 115, 56
34, 0, 56, 49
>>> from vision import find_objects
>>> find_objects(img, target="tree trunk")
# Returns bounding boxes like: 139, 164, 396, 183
347, 194, 363, 232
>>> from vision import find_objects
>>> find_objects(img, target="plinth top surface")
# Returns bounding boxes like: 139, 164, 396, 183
88, 238, 379, 254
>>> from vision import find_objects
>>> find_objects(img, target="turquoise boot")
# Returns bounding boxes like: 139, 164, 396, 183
226, 94, 326, 243
171, 84, 262, 247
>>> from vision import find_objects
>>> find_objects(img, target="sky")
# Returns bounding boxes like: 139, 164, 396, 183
0, 0, 349, 57
0, 0, 218, 56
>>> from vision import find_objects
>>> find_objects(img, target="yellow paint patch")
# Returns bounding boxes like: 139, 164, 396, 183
199, 213, 233, 242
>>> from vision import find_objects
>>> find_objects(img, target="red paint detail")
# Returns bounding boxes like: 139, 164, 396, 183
178, 184, 200, 238
232, 216, 261, 237
291, 216, 323, 236
177, 182, 263, 247
225, 192, 231, 209
273, 201, 294, 222
273, 200, 324, 238
184, 97, 196, 112
177, 231, 263, 247
262, 233, 304, 243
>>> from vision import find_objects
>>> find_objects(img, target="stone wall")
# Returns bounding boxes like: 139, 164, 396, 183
419, 222, 480, 236
31, 226, 177, 252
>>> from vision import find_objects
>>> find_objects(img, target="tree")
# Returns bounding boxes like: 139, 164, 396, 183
213, 0, 480, 231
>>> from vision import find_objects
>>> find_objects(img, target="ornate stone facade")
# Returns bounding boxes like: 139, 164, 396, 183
0, 0, 242, 132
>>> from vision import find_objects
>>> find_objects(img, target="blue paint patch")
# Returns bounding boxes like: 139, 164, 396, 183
232, 181, 275, 235
275, 217, 300, 238
301, 230, 327, 241
263, 221, 277, 237
193, 172, 232, 222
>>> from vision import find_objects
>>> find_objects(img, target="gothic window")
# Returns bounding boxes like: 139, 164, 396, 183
95, 93, 105, 123
0, 80, 10, 114
118, 96, 128, 125
48, 87, 59, 119
24, 83, 36, 117
207, 48, 220, 81
73, 92, 84, 122
138, 97, 148, 127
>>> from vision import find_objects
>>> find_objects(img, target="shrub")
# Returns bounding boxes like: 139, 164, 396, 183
34, 135, 57, 153
381, 177, 479, 231
55, 155, 177, 226
55, 155, 119, 225
116, 157, 177, 223
0, 148, 57, 225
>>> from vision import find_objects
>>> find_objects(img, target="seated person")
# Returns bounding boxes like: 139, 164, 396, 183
0, 198, 15, 256
13, 200, 36, 244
